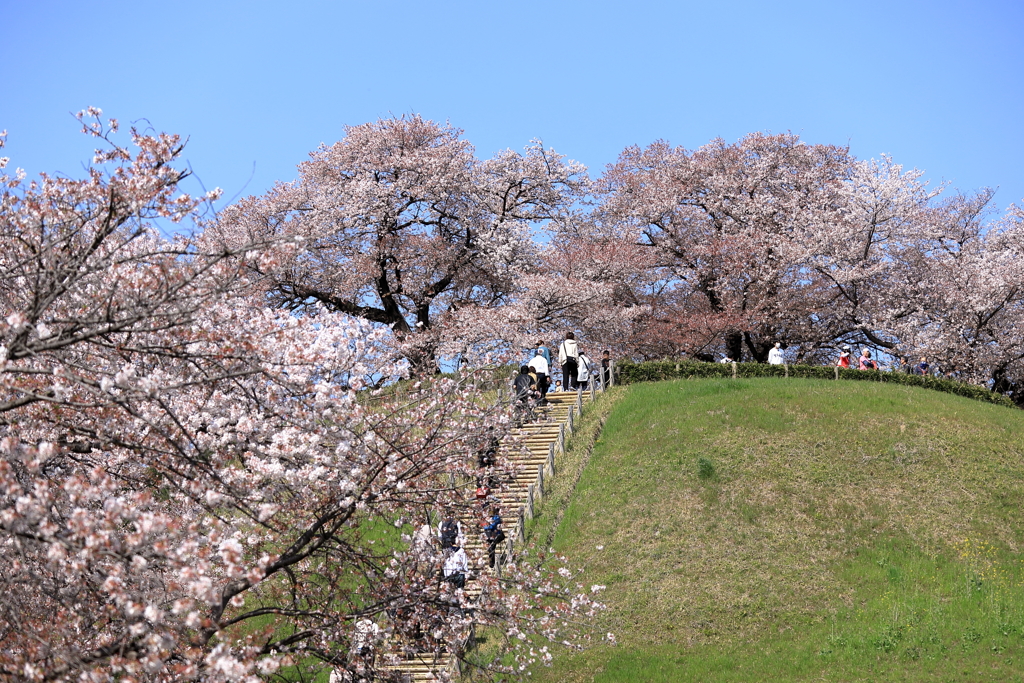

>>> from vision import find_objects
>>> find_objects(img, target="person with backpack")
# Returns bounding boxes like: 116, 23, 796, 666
558, 332, 580, 391
437, 514, 463, 551
442, 543, 468, 589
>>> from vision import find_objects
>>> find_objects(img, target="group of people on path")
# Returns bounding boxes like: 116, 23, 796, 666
835, 345, 881, 370
516, 333, 611, 405
836, 346, 940, 375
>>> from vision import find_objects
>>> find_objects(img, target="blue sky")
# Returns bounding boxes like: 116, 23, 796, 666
2, 0, 1022, 214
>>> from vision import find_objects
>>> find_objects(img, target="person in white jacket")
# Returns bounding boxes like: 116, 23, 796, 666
528, 349, 550, 400
558, 333, 580, 390
768, 342, 784, 365
576, 350, 594, 390
443, 544, 469, 589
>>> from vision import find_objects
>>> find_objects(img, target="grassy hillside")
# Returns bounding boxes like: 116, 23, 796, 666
527, 378, 1024, 682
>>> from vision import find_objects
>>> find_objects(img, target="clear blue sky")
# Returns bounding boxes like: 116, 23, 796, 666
2, 0, 1022, 214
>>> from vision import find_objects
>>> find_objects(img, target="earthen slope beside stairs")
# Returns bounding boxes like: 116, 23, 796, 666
387, 389, 595, 682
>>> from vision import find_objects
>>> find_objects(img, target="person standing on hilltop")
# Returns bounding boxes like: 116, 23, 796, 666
836, 345, 852, 369
559, 332, 580, 391
768, 342, 784, 365
577, 348, 594, 390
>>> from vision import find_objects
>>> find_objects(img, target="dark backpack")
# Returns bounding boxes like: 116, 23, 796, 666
440, 520, 458, 548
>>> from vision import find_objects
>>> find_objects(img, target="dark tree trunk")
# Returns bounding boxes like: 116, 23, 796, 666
725, 331, 743, 363
744, 332, 771, 363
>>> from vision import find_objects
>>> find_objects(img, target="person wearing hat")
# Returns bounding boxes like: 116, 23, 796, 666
836, 345, 852, 368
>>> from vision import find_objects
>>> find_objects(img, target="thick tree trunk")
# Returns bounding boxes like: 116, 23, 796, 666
744, 332, 771, 363
725, 331, 743, 363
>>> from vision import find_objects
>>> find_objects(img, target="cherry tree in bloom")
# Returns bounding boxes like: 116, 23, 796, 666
0, 114, 604, 682
775, 154, 944, 361
211, 115, 589, 372
430, 226, 654, 366
884, 193, 1024, 392
596, 132, 851, 362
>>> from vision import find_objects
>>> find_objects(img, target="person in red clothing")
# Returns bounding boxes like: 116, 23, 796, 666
836, 344, 852, 368
475, 478, 491, 511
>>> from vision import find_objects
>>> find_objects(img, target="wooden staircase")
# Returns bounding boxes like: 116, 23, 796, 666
384, 386, 601, 681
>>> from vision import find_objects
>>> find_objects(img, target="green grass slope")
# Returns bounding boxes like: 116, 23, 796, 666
531, 378, 1024, 682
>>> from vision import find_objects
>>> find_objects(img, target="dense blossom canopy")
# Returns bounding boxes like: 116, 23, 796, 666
0, 113, 603, 683
3, 109, 1024, 682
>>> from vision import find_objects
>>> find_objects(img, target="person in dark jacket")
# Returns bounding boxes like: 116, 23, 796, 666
513, 365, 536, 402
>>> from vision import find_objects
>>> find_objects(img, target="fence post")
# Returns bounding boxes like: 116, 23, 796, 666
576, 389, 584, 415
732, 361, 737, 379
558, 422, 565, 454
609, 360, 616, 387
784, 363, 789, 378
547, 442, 555, 477
536, 466, 544, 500
567, 405, 574, 435
590, 379, 597, 402
834, 366, 839, 380
525, 485, 535, 520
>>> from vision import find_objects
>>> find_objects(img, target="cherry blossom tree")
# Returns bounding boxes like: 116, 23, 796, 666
211, 115, 589, 372
883, 192, 1024, 392
596, 132, 852, 362
0, 114, 603, 683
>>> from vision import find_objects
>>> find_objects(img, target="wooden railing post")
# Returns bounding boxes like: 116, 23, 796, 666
567, 405, 574, 435
546, 442, 555, 477
732, 361, 738, 379
609, 360, 616, 387
834, 366, 839, 380
576, 389, 584, 415
535, 466, 544, 500
590, 379, 597, 402
525, 485, 535, 520
557, 422, 565, 454
784, 363, 789, 378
